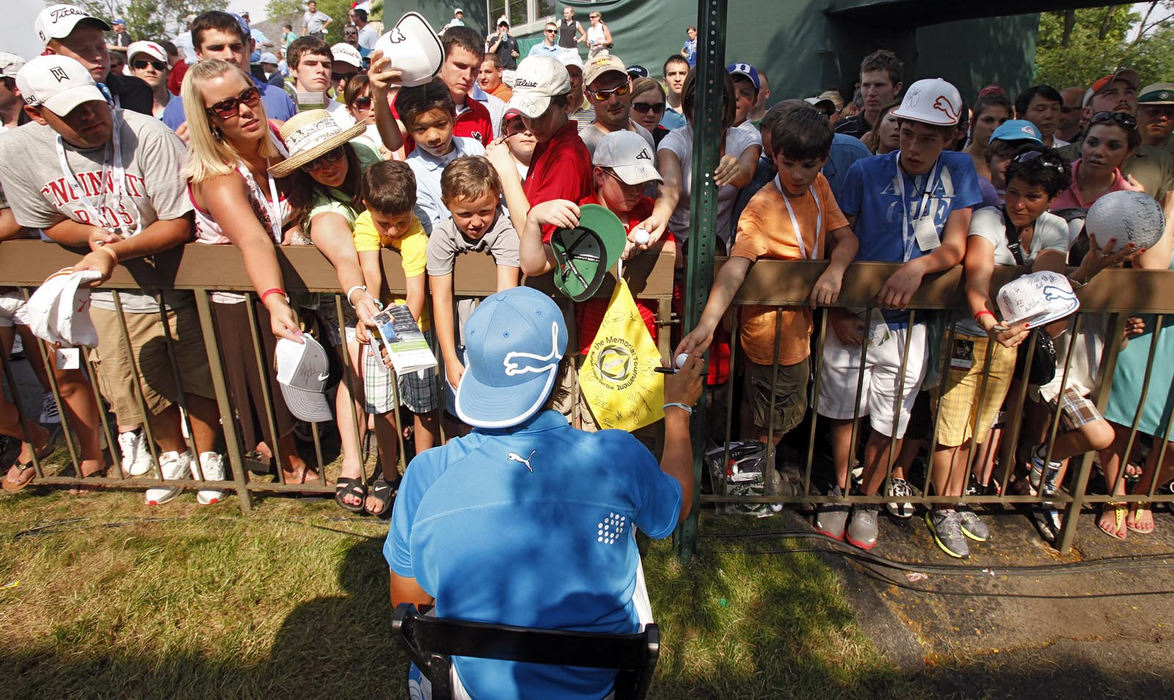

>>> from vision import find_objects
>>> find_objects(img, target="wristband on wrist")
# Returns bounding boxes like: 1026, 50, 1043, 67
260, 287, 287, 303
974, 309, 995, 323
663, 402, 693, 415
346, 285, 368, 307
95, 245, 119, 265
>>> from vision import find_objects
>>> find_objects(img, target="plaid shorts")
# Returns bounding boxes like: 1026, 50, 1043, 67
1047, 386, 1103, 430
363, 335, 440, 415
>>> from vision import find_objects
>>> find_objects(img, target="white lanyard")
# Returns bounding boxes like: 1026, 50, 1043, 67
894, 153, 942, 262
54, 109, 139, 238
774, 176, 822, 260
240, 131, 290, 243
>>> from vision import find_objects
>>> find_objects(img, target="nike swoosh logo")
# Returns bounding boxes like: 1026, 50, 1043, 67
317, 371, 330, 381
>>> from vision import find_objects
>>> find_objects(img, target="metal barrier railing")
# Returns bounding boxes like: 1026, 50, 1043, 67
0, 241, 676, 514
700, 259, 1174, 553
3, 243, 1172, 555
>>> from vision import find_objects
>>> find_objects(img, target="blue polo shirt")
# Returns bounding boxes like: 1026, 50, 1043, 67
838, 149, 981, 263
161, 75, 296, 131
821, 133, 872, 203
405, 136, 486, 233
386, 409, 681, 699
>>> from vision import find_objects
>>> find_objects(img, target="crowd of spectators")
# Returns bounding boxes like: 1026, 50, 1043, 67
1, 5, 1173, 562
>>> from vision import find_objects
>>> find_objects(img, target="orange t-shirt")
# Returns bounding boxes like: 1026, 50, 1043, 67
729, 173, 848, 366
489, 82, 513, 102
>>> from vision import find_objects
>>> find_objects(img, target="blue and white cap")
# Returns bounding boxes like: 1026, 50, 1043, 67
989, 119, 1042, 145
455, 287, 568, 429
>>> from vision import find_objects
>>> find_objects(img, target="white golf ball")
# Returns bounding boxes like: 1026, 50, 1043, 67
675, 353, 689, 369
632, 228, 651, 245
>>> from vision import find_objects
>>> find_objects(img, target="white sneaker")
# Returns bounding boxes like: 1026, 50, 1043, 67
118, 430, 153, 477
195, 452, 227, 505
145, 450, 191, 505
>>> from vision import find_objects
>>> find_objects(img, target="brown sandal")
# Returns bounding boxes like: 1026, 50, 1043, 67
2, 439, 56, 492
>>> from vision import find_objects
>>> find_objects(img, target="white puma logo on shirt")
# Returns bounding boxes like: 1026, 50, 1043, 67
507, 449, 537, 472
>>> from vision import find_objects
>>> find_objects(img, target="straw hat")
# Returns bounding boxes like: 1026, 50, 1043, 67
269, 110, 368, 177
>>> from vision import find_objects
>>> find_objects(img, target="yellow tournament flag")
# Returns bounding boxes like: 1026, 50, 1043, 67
578, 280, 664, 431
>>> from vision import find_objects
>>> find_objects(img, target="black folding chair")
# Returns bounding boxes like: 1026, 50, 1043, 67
391, 603, 660, 700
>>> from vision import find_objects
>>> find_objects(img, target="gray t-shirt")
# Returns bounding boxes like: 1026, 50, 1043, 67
0, 110, 193, 313
425, 208, 520, 276
580, 120, 655, 158
956, 206, 1071, 336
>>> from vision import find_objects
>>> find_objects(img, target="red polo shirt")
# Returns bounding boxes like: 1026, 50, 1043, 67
525, 120, 593, 242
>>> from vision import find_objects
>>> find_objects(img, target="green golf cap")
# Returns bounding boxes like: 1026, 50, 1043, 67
549, 204, 627, 302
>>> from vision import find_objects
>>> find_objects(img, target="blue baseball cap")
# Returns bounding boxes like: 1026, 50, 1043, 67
989, 119, 1043, 145
726, 62, 760, 93
455, 287, 568, 429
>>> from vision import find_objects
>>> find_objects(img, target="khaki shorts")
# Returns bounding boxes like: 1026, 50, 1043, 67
90, 305, 214, 425
745, 357, 809, 436
935, 334, 1017, 447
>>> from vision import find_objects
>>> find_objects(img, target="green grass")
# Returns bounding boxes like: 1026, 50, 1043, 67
0, 488, 920, 698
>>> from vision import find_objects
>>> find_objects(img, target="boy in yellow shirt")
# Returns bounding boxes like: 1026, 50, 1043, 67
345, 160, 440, 516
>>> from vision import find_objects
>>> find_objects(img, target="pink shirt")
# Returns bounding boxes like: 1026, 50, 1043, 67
1050, 160, 1136, 211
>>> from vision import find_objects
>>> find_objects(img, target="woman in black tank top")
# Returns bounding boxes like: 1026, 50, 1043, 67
559, 12, 580, 49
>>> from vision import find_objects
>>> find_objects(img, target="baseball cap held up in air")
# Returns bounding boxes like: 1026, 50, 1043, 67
549, 204, 627, 302
455, 287, 568, 429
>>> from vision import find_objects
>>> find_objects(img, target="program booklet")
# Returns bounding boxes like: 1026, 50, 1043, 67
372, 303, 437, 376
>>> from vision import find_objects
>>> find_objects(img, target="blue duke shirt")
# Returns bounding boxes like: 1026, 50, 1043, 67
385, 410, 681, 699
838, 149, 982, 263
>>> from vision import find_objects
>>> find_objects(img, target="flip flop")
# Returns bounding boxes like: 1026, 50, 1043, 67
1, 436, 56, 492
1097, 503, 1128, 540
364, 474, 399, 518
1127, 503, 1154, 534
335, 476, 365, 513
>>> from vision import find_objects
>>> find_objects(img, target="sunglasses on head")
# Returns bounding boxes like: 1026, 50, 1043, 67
302, 146, 346, 173
351, 95, 373, 110
132, 59, 166, 71
1089, 111, 1137, 130
205, 86, 261, 119
587, 82, 630, 103
630, 101, 665, 114
1012, 149, 1065, 172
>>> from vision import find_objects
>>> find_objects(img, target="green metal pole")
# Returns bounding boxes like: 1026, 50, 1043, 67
674, 0, 727, 562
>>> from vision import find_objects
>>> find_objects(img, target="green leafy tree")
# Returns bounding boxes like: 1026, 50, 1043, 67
1034, 2, 1174, 89
55, 0, 229, 41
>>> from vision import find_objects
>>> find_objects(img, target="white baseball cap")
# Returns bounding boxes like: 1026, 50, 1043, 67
23, 267, 103, 348
373, 12, 443, 87
126, 41, 167, 64
331, 42, 362, 69
593, 130, 662, 185
507, 55, 571, 119
259, 52, 279, 65
35, 4, 110, 47
17, 55, 106, 115
997, 271, 1080, 327
275, 334, 333, 422
891, 77, 963, 127
557, 50, 583, 73
0, 52, 25, 80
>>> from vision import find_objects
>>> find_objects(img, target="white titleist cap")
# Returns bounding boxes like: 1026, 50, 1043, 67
36, 4, 110, 46
507, 56, 571, 119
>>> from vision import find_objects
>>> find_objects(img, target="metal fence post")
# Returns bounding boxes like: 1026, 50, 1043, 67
674, 0, 727, 562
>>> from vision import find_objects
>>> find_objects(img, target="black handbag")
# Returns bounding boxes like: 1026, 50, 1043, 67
1002, 208, 1058, 386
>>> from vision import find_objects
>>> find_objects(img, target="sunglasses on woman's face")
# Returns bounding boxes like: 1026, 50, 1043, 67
1089, 111, 1138, 130
351, 95, 373, 110
131, 59, 166, 71
631, 102, 665, 115
302, 147, 346, 173
205, 86, 261, 119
